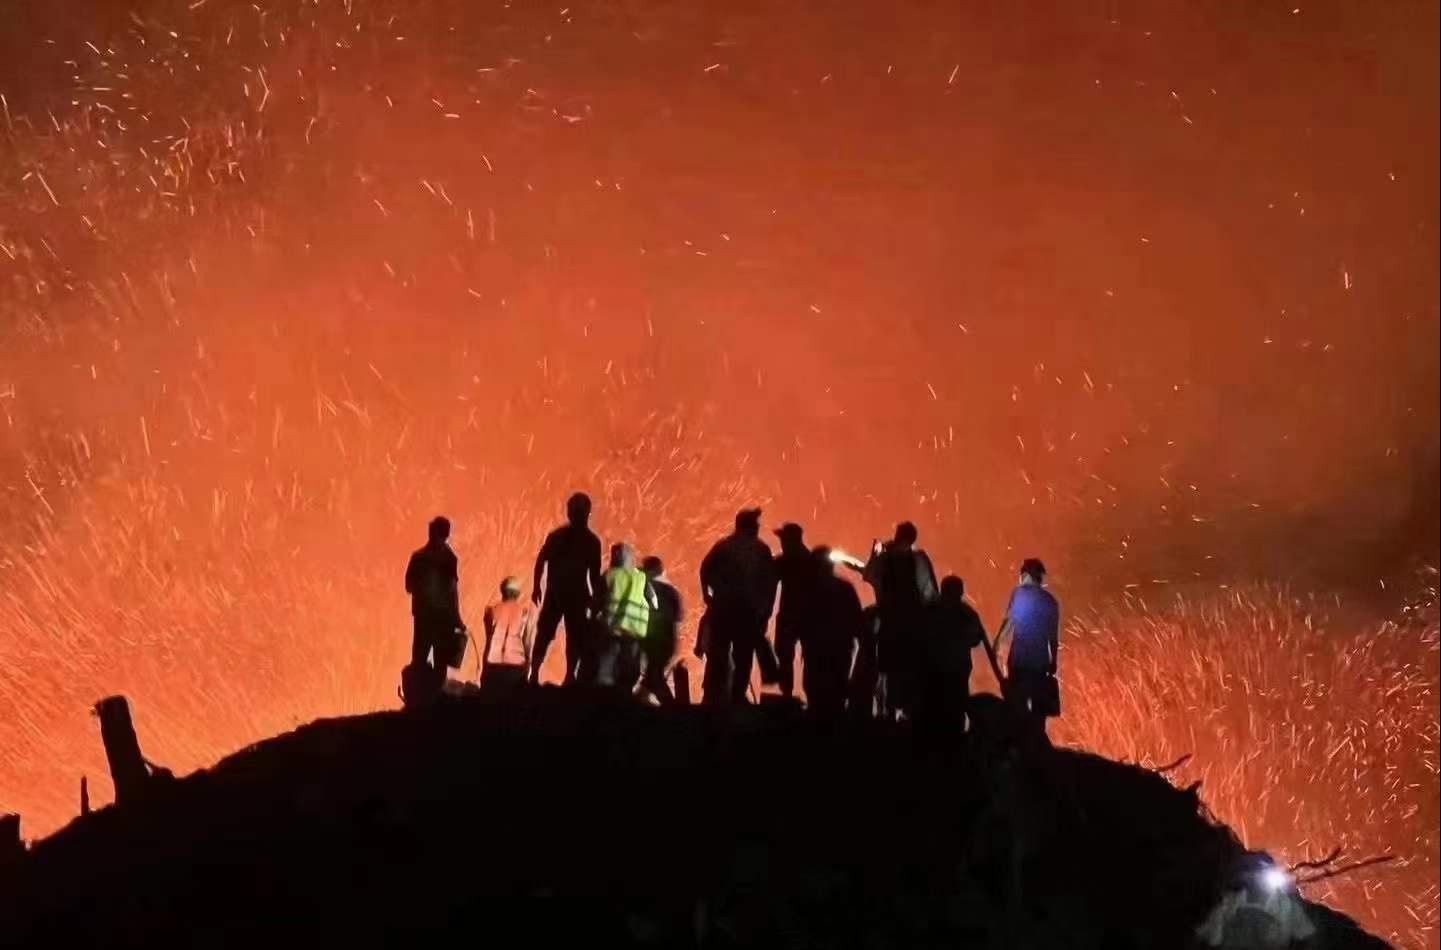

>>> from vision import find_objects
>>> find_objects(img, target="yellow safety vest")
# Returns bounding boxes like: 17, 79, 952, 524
604, 566, 651, 639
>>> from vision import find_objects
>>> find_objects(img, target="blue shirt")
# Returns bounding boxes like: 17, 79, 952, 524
1005, 584, 1059, 671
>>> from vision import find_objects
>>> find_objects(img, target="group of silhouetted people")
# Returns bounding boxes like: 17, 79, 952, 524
402, 493, 1062, 738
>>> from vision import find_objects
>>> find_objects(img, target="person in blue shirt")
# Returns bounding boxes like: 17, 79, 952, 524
993, 558, 1060, 738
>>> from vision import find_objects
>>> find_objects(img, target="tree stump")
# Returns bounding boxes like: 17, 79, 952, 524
94, 696, 150, 807
0, 813, 21, 867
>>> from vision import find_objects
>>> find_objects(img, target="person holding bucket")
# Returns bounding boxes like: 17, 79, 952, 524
404, 516, 466, 677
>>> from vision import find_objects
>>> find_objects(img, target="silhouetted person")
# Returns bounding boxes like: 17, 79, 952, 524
532, 492, 605, 685
803, 548, 864, 717
481, 576, 533, 693
405, 516, 462, 675
771, 523, 814, 699
917, 576, 987, 732
994, 558, 1060, 739
699, 508, 778, 704
641, 556, 682, 704
848, 604, 881, 718
862, 521, 938, 719
596, 543, 654, 692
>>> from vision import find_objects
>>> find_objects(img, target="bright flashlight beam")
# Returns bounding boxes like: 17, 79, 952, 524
1259, 866, 1292, 893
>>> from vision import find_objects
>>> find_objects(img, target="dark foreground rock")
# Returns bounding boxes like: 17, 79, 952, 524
0, 689, 1390, 949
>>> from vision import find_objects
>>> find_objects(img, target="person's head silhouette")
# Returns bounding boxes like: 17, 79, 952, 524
1019, 557, 1047, 585
940, 575, 965, 603
499, 576, 523, 601
735, 508, 762, 537
642, 555, 664, 579
773, 522, 805, 553
566, 492, 592, 526
428, 516, 451, 545
893, 521, 918, 549
611, 542, 635, 569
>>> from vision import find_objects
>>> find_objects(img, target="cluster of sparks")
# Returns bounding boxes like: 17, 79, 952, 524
0, 1, 1436, 946
1050, 581, 1439, 948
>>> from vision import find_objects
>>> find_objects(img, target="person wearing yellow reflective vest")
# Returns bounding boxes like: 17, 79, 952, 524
596, 542, 657, 692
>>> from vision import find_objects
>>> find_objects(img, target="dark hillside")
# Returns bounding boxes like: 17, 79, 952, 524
0, 690, 1390, 949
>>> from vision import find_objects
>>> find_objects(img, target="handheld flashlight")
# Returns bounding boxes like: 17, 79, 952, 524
1258, 865, 1292, 893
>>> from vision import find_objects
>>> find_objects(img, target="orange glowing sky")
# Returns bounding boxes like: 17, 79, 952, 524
1, 0, 1437, 943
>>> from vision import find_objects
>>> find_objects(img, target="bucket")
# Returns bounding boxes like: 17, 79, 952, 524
444, 626, 468, 670
399, 662, 443, 709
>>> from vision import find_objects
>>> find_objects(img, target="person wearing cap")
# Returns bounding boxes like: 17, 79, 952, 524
699, 508, 778, 704
770, 522, 814, 699
993, 557, 1061, 738
481, 576, 533, 692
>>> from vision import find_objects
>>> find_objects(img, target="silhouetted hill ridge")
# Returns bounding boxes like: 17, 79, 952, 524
0, 689, 1392, 949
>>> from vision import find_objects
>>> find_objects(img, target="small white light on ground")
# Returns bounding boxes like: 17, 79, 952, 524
1260, 866, 1292, 892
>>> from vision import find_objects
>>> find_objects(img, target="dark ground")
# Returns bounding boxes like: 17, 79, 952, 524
0, 688, 1392, 949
